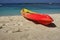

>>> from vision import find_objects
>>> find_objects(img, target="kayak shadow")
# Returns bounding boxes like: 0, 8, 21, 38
45, 23, 57, 28
24, 17, 56, 28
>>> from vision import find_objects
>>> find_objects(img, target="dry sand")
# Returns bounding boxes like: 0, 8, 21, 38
0, 14, 60, 40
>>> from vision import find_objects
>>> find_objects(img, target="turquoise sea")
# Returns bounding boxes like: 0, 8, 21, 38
0, 3, 60, 16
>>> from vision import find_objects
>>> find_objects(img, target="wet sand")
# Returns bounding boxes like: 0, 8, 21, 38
0, 14, 60, 40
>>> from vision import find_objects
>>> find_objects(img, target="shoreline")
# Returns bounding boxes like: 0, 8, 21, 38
0, 13, 60, 17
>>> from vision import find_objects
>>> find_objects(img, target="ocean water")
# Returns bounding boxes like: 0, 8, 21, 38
0, 3, 60, 16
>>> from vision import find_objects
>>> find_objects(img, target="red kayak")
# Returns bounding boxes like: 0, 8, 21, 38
21, 8, 54, 25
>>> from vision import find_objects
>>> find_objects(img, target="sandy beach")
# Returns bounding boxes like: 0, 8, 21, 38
0, 14, 60, 40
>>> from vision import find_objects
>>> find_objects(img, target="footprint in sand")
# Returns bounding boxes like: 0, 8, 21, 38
0, 24, 5, 29
0, 23, 22, 33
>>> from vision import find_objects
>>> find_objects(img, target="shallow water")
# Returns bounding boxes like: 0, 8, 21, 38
0, 3, 60, 16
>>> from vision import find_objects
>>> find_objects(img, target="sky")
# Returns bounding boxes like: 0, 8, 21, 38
0, 0, 60, 3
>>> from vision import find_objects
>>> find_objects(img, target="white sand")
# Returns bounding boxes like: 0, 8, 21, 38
0, 14, 60, 40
